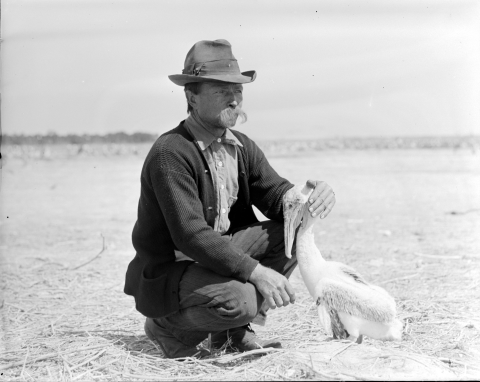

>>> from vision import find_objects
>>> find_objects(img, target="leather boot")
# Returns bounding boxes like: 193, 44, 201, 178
211, 324, 282, 352
144, 318, 209, 359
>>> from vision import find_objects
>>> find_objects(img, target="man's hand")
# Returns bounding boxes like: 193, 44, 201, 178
306, 179, 336, 219
249, 264, 295, 309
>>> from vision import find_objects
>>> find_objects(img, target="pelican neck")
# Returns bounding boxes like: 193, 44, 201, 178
295, 223, 326, 295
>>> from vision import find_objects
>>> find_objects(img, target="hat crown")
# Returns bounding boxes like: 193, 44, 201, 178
184, 39, 236, 67
168, 39, 256, 86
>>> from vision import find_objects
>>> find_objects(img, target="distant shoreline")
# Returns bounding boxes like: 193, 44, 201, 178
2, 135, 479, 160
2, 132, 479, 147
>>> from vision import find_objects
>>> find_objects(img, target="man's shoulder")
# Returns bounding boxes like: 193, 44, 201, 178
147, 122, 195, 154
143, 122, 198, 167
154, 121, 192, 146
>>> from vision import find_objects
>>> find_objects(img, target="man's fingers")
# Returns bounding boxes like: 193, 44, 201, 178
309, 190, 330, 214
279, 289, 291, 307
313, 193, 335, 217
272, 293, 284, 308
266, 296, 277, 309
285, 282, 296, 304
266, 284, 295, 308
309, 192, 335, 217
320, 199, 336, 219
306, 180, 325, 204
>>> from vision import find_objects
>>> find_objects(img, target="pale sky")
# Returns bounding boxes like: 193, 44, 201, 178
2, 0, 480, 140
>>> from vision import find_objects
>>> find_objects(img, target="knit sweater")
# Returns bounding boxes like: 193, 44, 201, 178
124, 121, 293, 318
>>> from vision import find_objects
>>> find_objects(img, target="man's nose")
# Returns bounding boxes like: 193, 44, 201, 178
227, 90, 240, 108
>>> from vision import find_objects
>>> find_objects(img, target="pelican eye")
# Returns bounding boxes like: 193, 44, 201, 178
287, 203, 293, 209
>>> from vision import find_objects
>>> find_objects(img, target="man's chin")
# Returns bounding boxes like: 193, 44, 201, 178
218, 118, 238, 129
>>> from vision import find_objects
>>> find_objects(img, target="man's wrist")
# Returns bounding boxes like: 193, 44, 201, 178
248, 263, 264, 282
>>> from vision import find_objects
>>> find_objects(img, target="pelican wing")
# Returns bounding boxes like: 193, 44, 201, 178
329, 309, 348, 339
317, 304, 348, 339
317, 305, 333, 336
337, 263, 369, 285
315, 278, 397, 323
330, 261, 396, 301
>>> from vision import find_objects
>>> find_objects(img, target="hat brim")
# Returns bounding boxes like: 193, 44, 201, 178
168, 70, 256, 86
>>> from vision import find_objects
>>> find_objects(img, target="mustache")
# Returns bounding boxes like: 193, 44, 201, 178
219, 106, 248, 127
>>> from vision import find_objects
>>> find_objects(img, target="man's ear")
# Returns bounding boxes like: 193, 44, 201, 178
185, 90, 197, 110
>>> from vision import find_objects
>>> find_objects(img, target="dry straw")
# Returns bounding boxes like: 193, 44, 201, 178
2, 141, 480, 380
1, 242, 479, 381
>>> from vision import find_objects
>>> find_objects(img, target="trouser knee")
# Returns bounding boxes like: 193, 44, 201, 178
215, 280, 262, 326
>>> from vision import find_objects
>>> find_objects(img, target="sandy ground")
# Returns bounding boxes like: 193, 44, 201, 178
1, 148, 480, 380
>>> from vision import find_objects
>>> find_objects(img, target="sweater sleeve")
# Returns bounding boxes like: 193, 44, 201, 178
148, 146, 259, 282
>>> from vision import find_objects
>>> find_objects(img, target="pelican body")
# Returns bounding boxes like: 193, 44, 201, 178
284, 183, 402, 343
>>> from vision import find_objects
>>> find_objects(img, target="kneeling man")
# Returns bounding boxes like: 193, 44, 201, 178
124, 39, 336, 358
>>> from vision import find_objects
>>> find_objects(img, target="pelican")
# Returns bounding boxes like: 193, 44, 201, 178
283, 183, 403, 343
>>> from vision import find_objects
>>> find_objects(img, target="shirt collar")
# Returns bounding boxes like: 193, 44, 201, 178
184, 114, 243, 151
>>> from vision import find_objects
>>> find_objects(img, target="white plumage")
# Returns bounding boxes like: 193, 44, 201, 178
283, 183, 403, 343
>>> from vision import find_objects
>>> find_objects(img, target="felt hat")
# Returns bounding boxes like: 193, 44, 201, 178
168, 39, 256, 86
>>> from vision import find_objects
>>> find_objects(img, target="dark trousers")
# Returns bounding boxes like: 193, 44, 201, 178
156, 220, 297, 347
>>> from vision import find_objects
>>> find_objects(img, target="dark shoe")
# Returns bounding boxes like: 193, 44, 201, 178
144, 318, 208, 359
211, 324, 282, 352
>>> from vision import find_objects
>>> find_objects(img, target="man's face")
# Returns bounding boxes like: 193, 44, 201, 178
193, 82, 244, 128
